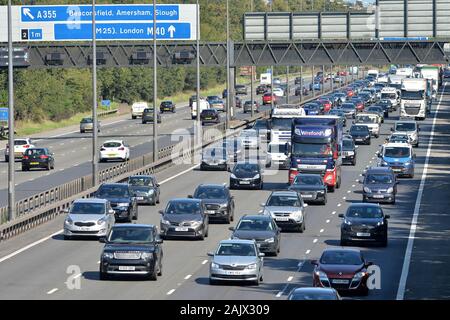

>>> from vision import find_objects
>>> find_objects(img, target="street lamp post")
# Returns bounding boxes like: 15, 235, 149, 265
225, 0, 230, 129
196, 0, 200, 129
7, 0, 15, 221
153, 0, 158, 162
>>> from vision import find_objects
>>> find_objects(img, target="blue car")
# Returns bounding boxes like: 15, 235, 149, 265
303, 103, 322, 115
377, 143, 415, 178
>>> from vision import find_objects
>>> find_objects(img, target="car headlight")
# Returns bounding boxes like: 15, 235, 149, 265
404, 162, 411, 166
352, 271, 367, 280
363, 187, 371, 193
102, 252, 114, 259
262, 209, 271, 216
148, 189, 155, 195
317, 190, 325, 194
65, 217, 73, 225
325, 175, 333, 182
344, 219, 352, 225
161, 219, 171, 225
253, 174, 260, 179
190, 221, 202, 227
347, 151, 354, 155
97, 218, 107, 225
380, 160, 388, 166
315, 270, 329, 280
246, 263, 258, 270
230, 174, 237, 179
387, 187, 394, 193
141, 252, 153, 259
377, 221, 384, 226
211, 262, 220, 269
116, 203, 129, 207
264, 237, 275, 243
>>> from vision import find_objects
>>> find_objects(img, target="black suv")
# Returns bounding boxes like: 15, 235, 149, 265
339, 203, 390, 247
342, 136, 357, 165
99, 224, 163, 280
362, 167, 398, 204
349, 125, 371, 145
256, 84, 268, 94
160, 101, 175, 113
94, 183, 138, 222
229, 162, 263, 190
142, 108, 162, 124
190, 184, 235, 223
200, 109, 220, 125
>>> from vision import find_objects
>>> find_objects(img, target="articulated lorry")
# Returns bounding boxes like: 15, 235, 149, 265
286, 116, 343, 191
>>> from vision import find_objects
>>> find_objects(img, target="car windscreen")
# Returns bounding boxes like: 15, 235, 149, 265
128, 177, 154, 187
341, 104, 355, 110
342, 139, 354, 149
268, 143, 287, 153
233, 164, 259, 175
383, 147, 410, 158
253, 120, 268, 129
320, 251, 363, 265
401, 90, 424, 100
293, 175, 323, 186
96, 186, 129, 198
165, 201, 201, 215
216, 243, 256, 256
81, 118, 93, 123
346, 206, 383, 219
103, 142, 122, 148
365, 174, 393, 184
271, 118, 292, 130
203, 148, 226, 159
289, 292, 337, 300
25, 149, 46, 156
267, 195, 300, 207
14, 140, 29, 145
194, 187, 226, 199
356, 116, 376, 123
395, 122, 416, 131
237, 219, 273, 231
70, 202, 105, 215
108, 227, 154, 244
292, 143, 332, 158
350, 126, 369, 133
368, 107, 383, 113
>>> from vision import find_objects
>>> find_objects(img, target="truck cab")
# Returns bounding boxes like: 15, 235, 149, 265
270, 105, 306, 143
400, 78, 427, 120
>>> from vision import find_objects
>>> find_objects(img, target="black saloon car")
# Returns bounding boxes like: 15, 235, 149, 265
349, 125, 371, 145
362, 167, 398, 204
94, 183, 138, 222
342, 137, 357, 165
99, 224, 163, 280
160, 101, 176, 113
142, 108, 162, 124
229, 215, 281, 256
128, 175, 160, 206
339, 203, 389, 247
229, 162, 263, 190
200, 109, 220, 125
190, 184, 235, 223
159, 199, 209, 240
22, 147, 55, 171
288, 173, 327, 205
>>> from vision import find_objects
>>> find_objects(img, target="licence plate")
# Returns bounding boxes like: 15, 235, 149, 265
355, 138, 363, 141
240, 181, 250, 185
275, 217, 289, 221
373, 195, 384, 199
332, 279, 349, 284
137, 197, 144, 201
205, 117, 212, 120
175, 227, 189, 232
357, 232, 371, 237
393, 169, 402, 172
225, 271, 242, 275
301, 194, 313, 198
79, 227, 91, 232
108, 153, 117, 157
209, 163, 218, 166
205, 210, 216, 214
30, 162, 39, 165
119, 266, 135, 271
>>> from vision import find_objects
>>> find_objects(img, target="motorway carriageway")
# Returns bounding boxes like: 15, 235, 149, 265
0, 75, 327, 207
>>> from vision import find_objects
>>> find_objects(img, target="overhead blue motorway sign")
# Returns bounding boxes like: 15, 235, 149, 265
0, 4, 198, 42
54, 22, 191, 40
0, 108, 8, 122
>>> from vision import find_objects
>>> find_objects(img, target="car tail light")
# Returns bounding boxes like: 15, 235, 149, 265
289, 169, 298, 184
23, 145, 30, 149
40, 155, 49, 159
118, 147, 125, 151
23, 156, 29, 160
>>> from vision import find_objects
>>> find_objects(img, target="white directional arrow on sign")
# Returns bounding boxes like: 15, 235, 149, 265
23, 8, 34, 20
168, 25, 176, 38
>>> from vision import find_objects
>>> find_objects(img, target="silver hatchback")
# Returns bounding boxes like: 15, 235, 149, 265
63, 198, 115, 240
208, 239, 264, 285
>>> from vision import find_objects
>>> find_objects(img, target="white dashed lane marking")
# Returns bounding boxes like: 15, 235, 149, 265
47, 288, 58, 295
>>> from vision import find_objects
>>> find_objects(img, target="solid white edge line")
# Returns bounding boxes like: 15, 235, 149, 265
159, 164, 199, 185
0, 229, 63, 264
396, 83, 446, 300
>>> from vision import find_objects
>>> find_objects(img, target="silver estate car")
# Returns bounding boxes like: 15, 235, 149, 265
208, 239, 264, 286
63, 198, 115, 240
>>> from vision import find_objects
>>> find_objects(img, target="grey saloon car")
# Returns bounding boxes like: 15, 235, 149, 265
208, 239, 264, 285
63, 198, 115, 240
128, 175, 160, 205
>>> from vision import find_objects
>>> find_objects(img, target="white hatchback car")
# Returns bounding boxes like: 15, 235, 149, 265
99, 140, 130, 162
4, 138, 35, 162
272, 87, 284, 97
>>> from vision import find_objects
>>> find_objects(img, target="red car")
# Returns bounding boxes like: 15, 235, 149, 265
262, 92, 277, 105
338, 71, 348, 76
316, 99, 332, 113
311, 248, 372, 296
345, 88, 355, 97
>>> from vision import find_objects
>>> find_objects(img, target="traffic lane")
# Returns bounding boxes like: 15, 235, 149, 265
168, 121, 384, 300
403, 87, 450, 299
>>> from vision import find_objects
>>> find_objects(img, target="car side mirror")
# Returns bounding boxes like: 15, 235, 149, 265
385, 215, 390, 219
156, 184, 160, 187
158, 210, 164, 215
62, 208, 69, 214
187, 195, 193, 199
260, 203, 265, 207
258, 253, 265, 258
207, 252, 214, 257
396, 181, 399, 185
338, 214, 344, 218
227, 167, 232, 172
156, 238, 164, 244
108, 209, 115, 215
303, 203, 308, 208
99, 237, 106, 243
228, 227, 235, 231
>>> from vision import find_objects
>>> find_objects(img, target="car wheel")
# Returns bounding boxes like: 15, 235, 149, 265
132, 116, 136, 120
22, 166, 29, 171
321, 196, 327, 205
410, 172, 415, 179
46, 163, 51, 171
209, 278, 218, 285
63, 235, 71, 241
328, 185, 335, 193
367, 140, 371, 145
81, 130, 85, 134
298, 222, 305, 233
259, 182, 264, 190
126, 215, 132, 223
352, 158, 356, 166
4, 156, 9, 162
99, 271, 110, 281
340, 238, 348, 246
205, 226, 209, 238
380, 236, 388, 247
391, 196, 396, 205
147, 268, 158, 281
253, 276, 260, 286
133, 208, 138, 220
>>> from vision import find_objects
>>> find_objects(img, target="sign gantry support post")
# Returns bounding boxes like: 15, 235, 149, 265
7, 0, 15, 221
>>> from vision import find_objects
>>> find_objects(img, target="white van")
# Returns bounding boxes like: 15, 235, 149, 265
191, 99, 210, 119
381, 87, 399, 107
265, 142, 289, 169
131, 102, 148, 119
